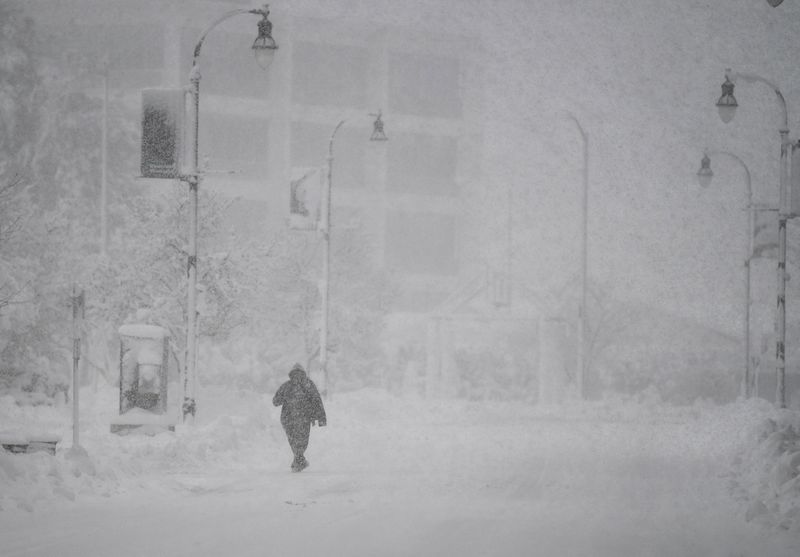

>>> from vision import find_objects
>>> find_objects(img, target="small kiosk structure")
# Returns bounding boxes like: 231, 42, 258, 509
111, 324, 177, 434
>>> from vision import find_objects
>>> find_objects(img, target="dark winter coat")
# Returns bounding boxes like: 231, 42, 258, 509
272, 366, 326, 427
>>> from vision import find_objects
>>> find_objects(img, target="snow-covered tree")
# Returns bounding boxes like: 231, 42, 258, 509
0, 3, 46, 392
327, 225, 397, 390
0, 5, 140, 395
0, 2, 38, 311
206, 218, 398, 393
0, 3, 395, 399
0, 2, 39, 178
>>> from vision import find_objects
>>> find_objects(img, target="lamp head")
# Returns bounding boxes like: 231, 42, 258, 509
697, 153, 713, 188
252, 6, 278, 69
716, 74, 737, 124
370, 110, 388, 141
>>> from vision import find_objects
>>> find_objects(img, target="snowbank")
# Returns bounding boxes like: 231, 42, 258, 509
1, 383, 799, 536
0, 385, 283, 512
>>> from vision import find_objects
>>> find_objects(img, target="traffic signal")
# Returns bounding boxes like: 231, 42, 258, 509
140, 89, 184, 179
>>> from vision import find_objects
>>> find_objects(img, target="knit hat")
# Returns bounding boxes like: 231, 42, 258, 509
289, 363, 306, 379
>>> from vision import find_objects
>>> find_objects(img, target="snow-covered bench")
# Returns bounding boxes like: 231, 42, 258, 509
0, 433, 61, 455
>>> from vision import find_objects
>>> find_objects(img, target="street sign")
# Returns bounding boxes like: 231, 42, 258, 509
288, 166, 322, 230
140, 89, 184, 179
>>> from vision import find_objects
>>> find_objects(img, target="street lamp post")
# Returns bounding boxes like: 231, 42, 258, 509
100, 57, 109, 257
566, 113, 589, 400
181, 5, 277, 423
716, 68, 792, 408
320, 112, 387, 397
696, 151, 754, 397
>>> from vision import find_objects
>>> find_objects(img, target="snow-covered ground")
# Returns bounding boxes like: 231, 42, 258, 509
1, 385, 799, 556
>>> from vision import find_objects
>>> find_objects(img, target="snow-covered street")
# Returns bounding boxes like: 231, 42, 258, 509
2, 388, 799, 556
5, 1, 800, 555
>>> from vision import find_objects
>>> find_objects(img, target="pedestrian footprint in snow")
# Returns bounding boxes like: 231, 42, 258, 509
272, 363, 327, 472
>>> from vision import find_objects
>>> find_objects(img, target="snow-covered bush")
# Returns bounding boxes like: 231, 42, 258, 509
732, 405, 800, 532
589, 306, 740, 404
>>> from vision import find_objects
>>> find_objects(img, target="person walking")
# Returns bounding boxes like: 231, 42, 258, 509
272, 363, 327, 472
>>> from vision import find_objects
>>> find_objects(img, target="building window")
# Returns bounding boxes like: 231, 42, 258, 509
223, 198, 270, 239
388, 52, 461, 118
201, 113, 269, 178
386, 211, 458, 275
333, 206, 366, 231
41, 23, 165, 87
388, 133, 457, 196
397, 289, 450, 312
291, 122, 366, 189
292, 42, 368, 108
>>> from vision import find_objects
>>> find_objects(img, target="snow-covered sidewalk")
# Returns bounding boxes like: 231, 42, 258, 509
1, 387, 799, 556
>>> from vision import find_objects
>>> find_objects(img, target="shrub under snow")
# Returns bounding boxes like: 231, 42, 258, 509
731, 403, 800, 532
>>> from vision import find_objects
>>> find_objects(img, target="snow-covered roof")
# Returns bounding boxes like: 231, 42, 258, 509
118, 324, 169, 340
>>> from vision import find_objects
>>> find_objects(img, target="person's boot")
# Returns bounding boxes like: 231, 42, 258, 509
296, 454, 309, 471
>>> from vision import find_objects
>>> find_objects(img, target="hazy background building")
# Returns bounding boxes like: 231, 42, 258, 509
14, 0, 800, 402
25, 0, 484, 313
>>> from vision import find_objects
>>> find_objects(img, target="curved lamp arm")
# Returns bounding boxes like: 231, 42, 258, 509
328, 119, 347, 160
726, 69, 789, 132
705, 149, 753, 207
193, 6, 271, 65
566, 112, 588, 146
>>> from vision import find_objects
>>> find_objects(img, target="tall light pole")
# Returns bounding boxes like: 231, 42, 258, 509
100, 57, 109, 256
181, 5, 277, 423
716, 68, 792, 408
320, 111, 387, 397
696, 151, 754, 397
566, 113, 589, 400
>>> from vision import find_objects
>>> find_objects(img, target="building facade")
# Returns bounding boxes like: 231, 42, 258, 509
26, 0, 485, 312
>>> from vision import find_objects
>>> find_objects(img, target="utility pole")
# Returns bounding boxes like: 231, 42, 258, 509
320, 120, 344, 398
776, 127, 790, 408
716, 69, 792, 408
567, 113, 589, 400
319, 112, 387, 398
100, 58, 109, 256
179, 5, 277, 423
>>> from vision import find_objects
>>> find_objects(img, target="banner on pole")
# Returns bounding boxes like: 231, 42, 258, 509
752, 205, 778, 260
288, 166, 322, 230
791, 143, 800, 218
